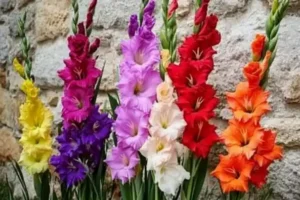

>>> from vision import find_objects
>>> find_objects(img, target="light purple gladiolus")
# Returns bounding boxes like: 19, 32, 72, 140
114, 106, 149, 150
105, 145, 140, 184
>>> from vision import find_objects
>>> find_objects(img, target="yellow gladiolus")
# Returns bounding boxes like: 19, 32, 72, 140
19, 150, 52, 174
20, 133, 52, 155
19, 98, 53, 138
20, 79, 39, 99
13, 58, 25, 78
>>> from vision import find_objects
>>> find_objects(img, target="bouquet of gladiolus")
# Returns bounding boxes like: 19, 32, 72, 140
104, 0, 221, 199
7, 0, 290, 199
211, 0, 289, 199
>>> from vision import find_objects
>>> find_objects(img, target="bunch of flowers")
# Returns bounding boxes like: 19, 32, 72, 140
136, 0, 190, 196
105, 0, 162, 184
13, 14, 53, 175
168, 0, 220, 159
164, 1, 221, 199
51, 0, 113, 187
212, 0, 289, 196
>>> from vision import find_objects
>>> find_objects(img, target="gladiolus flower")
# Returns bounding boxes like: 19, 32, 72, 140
167, 0, 178, 19
105, 145, 140, 184
114, 106, 149, 150
19, 98, 53, 138
62, 84, 93, 123
67, 34, 90, 62
128, 14, 139, 38
211, 155, 255, 193
156, 82, 174, 103
182, 121, 218, 158
243, 51, 272, 88
20, 80, 39, 99
194, 1, 208, 25
251, 34, 266, 61
250, 164, 269, 188
13, 58, 25, 78
19, 150, 52, 174
50, 154, 87, 187
140, 136, 178, 170
118, 68, 161, 113
121, 34, 160, 72
58, 58, 101, 88
154, 162, 190, 195
178, 35, 219, 69
253, 129, 283, 167
227, 82, 271, 124
222, 119, 263, 159
161, 49, 171, 70
168, 61, 211, 93
177, 84, 218, 124
149, 103, 186, 141
20, 134, 52, 155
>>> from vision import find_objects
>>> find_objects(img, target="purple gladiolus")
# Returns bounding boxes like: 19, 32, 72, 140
128, 15, 139, 38
105, 145, 140, 184
114, 106, 149, 150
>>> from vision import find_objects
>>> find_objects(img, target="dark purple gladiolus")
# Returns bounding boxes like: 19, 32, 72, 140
143, 0, 155, 16
86, 0, 98, 30
128, 15, 139, 38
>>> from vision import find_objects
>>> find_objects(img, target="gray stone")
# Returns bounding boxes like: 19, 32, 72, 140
282, 72, 300, 104
32, 38, 68, 89
209, 0, 249, 16
0, 26, 10, 67
94, 0, 140, 29
8, 6, 35, 37
35, 0, 70, 42
269, 149, 300, 200
17, 0, 34, 8
0, 0, 16, 12
177, 0, 192, 18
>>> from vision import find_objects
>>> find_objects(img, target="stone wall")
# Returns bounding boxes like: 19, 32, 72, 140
0, 0, 299, 199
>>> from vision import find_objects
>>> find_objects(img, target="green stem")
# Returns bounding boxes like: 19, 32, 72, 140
186, 155, 194, 199
72, 0, 79, 34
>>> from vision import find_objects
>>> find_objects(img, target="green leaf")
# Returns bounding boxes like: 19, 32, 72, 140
190, 158, 208, 200
159, 30, 169, 49
11, 160, 30, 200
33, 171, 50, 200
270, 24, 279, 39
107, 92, 119, 119
120, 182, 133, 200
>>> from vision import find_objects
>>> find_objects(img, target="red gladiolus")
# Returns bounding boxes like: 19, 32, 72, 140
182, 121, 219, 158
194, 1, 208, 25
167, 0, 178, 19
167, 61, 211, 93
177, 84, 218, 123
250, 164, 269, 188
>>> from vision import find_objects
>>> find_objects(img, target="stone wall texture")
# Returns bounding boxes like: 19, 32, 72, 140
0, 0, 299, 199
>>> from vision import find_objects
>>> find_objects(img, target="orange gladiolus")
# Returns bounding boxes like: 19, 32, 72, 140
253, 129, 283, 167
243, 51, 272, 88
222, 119, 263, 159
251, 34, 265, 61
211, 155, 254, 193
227, 82, 271, 124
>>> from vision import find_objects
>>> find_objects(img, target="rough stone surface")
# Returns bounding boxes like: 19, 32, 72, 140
0, 26, 10, 67
35, 0, 70, 42
0, 0, 16, 13
94, 0, 140, 29
282, 71, 300, 104
0, 0, 300, 199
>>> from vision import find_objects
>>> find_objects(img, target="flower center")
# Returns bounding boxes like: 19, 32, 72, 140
122, 155, 130, 166
240, 128, 250, 146
161, 121, 168, 129
244, 97, 253, 113
186, 74, 194, 87
156, 142, 164, 152
73, 67, 84, 79
134, 82, 143, 95
134, 51, 144, 65
132, 126, 138, 136
93, 121, 100, 132
73, 97, 83, 109
193, 48, 203, 60
194, 122, 204, 142
194, 97, 204, 111
225, 168, 240, 179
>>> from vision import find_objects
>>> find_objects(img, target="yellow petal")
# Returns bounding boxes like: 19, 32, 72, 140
13, 58, 25, 78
